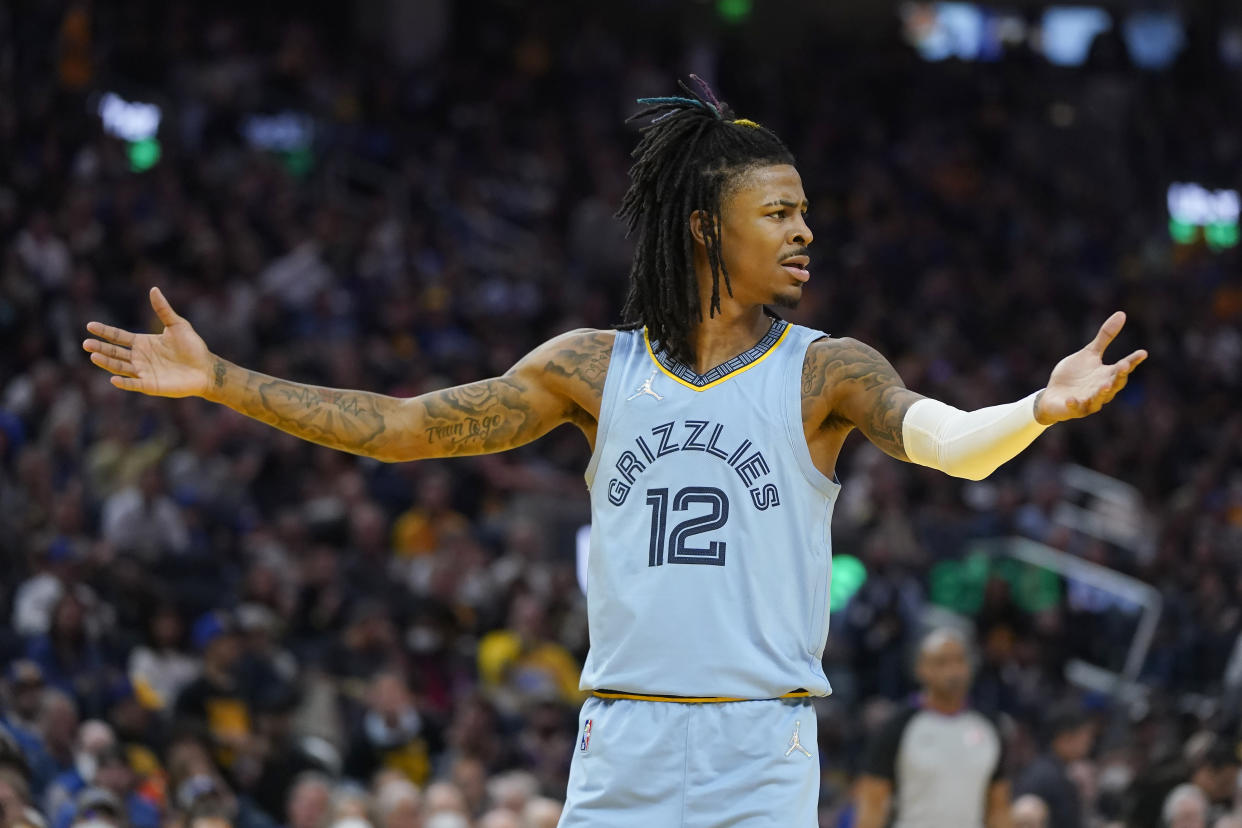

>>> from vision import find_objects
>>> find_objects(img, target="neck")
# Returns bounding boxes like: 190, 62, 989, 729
684, 303, 772, 375
921, 693, 966, 715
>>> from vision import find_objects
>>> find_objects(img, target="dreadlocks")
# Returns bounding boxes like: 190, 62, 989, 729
616, 75, 795, 366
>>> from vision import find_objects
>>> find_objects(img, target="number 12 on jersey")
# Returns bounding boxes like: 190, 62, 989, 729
644, 486, 730, 567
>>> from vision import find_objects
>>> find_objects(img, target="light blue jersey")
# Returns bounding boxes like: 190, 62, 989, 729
581, 318, 840, 700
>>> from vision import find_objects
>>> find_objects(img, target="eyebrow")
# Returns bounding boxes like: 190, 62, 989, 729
762, 199, 810, 210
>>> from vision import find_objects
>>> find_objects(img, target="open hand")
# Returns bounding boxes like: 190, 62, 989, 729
1035, 311, 1147, 425
83, 287, 213, 398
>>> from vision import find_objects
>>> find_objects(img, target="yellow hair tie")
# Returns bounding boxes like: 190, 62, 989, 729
732, 119, 761, 128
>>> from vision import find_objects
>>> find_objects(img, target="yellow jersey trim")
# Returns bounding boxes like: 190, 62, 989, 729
643, 321, 791, 392
592, 689, 811, 703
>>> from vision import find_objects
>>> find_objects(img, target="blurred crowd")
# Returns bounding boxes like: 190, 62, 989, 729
1, 1, 1240, 827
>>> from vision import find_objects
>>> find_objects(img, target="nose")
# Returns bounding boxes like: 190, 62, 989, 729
789, 214, 813, 246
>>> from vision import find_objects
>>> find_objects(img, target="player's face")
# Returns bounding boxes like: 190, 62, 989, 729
715, 164, 813, 310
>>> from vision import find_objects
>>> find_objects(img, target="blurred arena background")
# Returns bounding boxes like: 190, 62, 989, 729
1, 0, 1240, 826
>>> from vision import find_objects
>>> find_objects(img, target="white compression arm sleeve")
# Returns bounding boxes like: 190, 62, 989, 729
901, 391, 1049, 481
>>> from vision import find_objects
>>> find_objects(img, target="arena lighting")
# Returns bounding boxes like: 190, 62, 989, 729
241, 111, 313, 152
901, 2, 988, 62
1041, 5, 1112, 66
1168, 182, 1241, 250
829, 555, 867, 607
716, 0, 752, 24
97, 91, 161, 142
97, 91, 163, 172
1122, 10, 1185, 70
241, 111, 316, 176
126, 138, 161, 173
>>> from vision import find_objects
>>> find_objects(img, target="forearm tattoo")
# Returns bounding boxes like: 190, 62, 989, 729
801, 339, 916, 460
210, 330, 614, 462
223, 365, 396, 457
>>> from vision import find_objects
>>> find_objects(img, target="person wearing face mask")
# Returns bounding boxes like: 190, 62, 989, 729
52, 748, 158, 828
345, 672, 441, 788
42, 721, 115, 821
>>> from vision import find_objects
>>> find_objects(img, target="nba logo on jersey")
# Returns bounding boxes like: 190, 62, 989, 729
580, 719, 593, 752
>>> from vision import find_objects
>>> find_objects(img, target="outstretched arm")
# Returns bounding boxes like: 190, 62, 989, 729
815, 312, 1147, 479
84, 288, 611, 462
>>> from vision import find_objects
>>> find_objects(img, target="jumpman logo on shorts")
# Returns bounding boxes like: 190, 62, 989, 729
785, 720, 812, 758
627, 369, 664, 401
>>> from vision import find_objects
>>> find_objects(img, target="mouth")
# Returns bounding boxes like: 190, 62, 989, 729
779, 255, 810, 282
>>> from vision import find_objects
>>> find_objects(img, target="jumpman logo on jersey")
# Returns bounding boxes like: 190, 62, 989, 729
626, 369, 664, 402
785, 720, 812, 758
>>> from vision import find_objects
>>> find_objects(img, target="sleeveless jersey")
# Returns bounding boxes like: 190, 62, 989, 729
581, 318, 840, 699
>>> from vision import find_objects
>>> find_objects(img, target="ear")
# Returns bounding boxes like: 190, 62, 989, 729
689, 210, 710, 246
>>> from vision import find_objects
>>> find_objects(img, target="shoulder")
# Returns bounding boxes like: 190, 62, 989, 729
802, 336, 895, 382
521, 328, 616, 385
801, 336, 888, 423
518, 328, 617, 363
510, 328, 618, 419
866, 705, 921, 751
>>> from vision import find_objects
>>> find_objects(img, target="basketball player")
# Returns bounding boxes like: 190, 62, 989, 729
83, 80, 1146, 826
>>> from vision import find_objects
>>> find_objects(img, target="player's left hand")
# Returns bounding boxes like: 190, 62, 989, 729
1035, 311, 1147, 425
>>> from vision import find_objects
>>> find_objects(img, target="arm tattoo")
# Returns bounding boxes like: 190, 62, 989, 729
207, 330, 610, 462
543, 331, 613, 404
802, 338, 917, 461
233, 372, 395, 456
417, 377, 544, 454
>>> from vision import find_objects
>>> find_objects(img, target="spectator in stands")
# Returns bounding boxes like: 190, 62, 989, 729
1127, 734, 1241, 828
476, 596, 582, 711
42, 721, 114, 820
1014, 704, 1097, 828
346, 673, 437, 789
372, 778, 420, 828
25, 594, 116, 719
1164, 783, 1210, 828
126, 604, 199, 712
174, 613, 253, 772
51, 746, 158, 828
285, 774, 333, 828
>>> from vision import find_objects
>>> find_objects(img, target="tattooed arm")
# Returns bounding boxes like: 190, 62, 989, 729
804, 313, 1145, 478
802, 337, 924, 461
84, 288, 613, 462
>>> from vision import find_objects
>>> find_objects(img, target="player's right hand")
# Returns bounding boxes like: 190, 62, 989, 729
83, 287, 213, 398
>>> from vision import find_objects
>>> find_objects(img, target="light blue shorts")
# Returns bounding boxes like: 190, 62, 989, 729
558, 695, 819, 827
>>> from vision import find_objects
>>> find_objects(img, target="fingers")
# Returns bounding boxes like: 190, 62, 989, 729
1120, 349, 1148, 373
1087, 311, 1127, 356
110, 376, 145, 392
82, 339, 130, 360
149, 286, 182, 328
85, 321, 136, 347
89, 352, 138, 377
